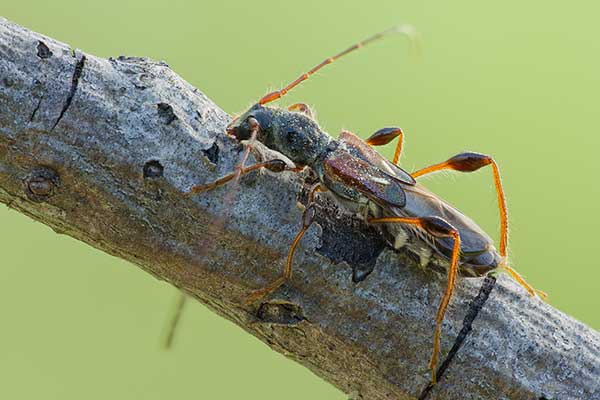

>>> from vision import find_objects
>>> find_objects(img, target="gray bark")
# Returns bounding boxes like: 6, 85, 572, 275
1, 17, 598, 400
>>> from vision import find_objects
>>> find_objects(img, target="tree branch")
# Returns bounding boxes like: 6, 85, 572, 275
1, 17, 598, 400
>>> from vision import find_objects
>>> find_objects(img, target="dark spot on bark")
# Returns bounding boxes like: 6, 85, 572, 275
143, 160, 164, 179
117, 55, 145, 64
294, 182, 384, 281
256, 301, 305, 325
313, 196, 385, 281
2, 77, 15, 87
36, 41, 52, 58
157, 102, 177, 125
52, 53, 86, 130
202, 143, 220, 164
24, 167, 60, 203
352, 264, 375, 283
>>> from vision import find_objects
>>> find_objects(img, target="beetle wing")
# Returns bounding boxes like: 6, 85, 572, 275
399, 183, 495, 256
323, 148, 406, 208
339, 130, 416, 186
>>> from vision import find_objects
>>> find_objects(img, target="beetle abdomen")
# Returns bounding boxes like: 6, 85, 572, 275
383, 183, 501, 276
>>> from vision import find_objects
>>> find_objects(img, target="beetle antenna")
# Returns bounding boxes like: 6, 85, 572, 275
257, 25, 420, 106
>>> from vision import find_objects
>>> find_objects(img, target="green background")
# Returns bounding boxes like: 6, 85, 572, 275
2, 1, 599, 399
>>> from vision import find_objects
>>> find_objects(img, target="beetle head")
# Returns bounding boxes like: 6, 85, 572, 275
227, 104, 331, 167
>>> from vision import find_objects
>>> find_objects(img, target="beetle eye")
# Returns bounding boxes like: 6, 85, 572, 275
234, 116, 260, 140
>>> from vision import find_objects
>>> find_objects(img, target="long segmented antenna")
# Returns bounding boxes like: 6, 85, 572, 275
258, 25, 420, 105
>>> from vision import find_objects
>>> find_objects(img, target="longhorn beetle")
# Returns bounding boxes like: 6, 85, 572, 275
185, 26, 545, 384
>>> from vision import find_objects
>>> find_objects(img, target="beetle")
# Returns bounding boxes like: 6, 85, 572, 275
186, 26, 544, 384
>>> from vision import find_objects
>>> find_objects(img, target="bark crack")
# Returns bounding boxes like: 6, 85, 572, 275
51, 53, 86, 131
29, 96, 42, 122
418, 276, 497, 399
